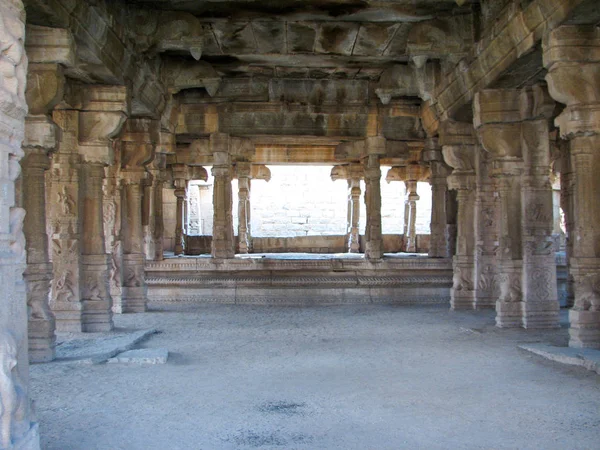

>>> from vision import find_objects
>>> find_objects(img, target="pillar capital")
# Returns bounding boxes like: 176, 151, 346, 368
120, 118, 159, 169
543, 25, 600, 138
23, 115, 58, 151
25, 63, 65, 116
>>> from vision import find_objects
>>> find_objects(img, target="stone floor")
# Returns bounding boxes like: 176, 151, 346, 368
30, 304, 599, 450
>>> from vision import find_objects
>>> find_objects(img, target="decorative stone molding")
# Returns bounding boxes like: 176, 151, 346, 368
544, 25, 600, 347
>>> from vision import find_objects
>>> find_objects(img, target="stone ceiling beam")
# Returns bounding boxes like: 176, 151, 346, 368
432, 0, 600, 122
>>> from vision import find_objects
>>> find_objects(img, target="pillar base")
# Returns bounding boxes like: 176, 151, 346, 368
52, 305, 83, 333
450, 289, 475, 310
81, 255, 113, 332
28, 318, 56, 363
121, 286, 147, 313
365, 240, 383, 260
496, 301, 523, 328
522, 301, 560, 329
473, 296, 496, 310
569, 310, 600, 349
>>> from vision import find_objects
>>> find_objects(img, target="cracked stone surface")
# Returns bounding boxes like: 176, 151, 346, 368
30, 304, 599, 450
519, 343, 600, 375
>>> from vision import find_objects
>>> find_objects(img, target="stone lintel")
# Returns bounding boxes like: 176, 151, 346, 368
25, 25, 76, 67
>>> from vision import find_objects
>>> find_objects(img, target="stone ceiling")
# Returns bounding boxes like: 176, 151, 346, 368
124, 0, 475, 80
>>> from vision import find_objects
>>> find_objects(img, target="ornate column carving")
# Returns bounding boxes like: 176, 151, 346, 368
440, 121, 477, 310
475, 87, 560, 328
424, 139, 452, 258
363, 137, 386, 260
332, 164, 363, 253
210, 133, 235, 259
77, 89, 127, 331
0, 1, 41, 447
48, 109, 83, 331
120, 119, 157, 313
21, 63, 65, 361
103, 149, 123, 313
544, 25, 600, 347
473, 143, 499, 310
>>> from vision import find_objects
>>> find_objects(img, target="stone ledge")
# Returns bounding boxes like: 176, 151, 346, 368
518, 343, 600, 374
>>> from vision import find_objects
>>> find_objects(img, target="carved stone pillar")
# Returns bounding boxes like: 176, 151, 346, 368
424, 139, 451, 258
473, 144, 499, 310
348, 178, 362, 253
475, 87, 560, 328
441, 121, 477, 310
120, 119, 158, 313
404, 179, 419, 253
331, 164, 362, 254
210, 133, 235, 259
235, 162, 252, 254
22, 62, 65, 361
144, 154, 166, 261
363, 137, 386, 260
0, 1, 41, 446
544, 25, 600, 347
78, 97, 127, 331
103, 156, 123, 313
171, 163, 187, 256
48, 109, 83, 331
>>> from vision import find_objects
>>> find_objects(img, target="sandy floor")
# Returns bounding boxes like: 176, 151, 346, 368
30, 304, 599, 450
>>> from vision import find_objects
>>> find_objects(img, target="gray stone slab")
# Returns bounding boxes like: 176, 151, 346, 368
108, 348, 169, 365
55, 329, 159, 364
519, 343, 600, 374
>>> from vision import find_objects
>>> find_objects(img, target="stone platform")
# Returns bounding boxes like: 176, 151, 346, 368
146, 254, 453, 306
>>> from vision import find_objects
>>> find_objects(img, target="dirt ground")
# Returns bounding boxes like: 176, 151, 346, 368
30, 304, 600, 450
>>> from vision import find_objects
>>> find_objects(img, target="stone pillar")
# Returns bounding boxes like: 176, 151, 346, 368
519, 86, 560, 328
48, 109, 83, 331
440, 121, 477, 310
348, 178, 362, 253
103, 156, 123, 313
144, 154, 166, 261
544, 25, 600, 347
22, 62, 65, 361
210, 133, 235, 259
404, 178, 419, 253
424, 139, 451, 258
363, 137, 386, 260
331, 164, 362, 254
0, 0, 41, 447
475, 87, 559, 328
120, 119, 158, 313
473, 144, 499, 310
235, 162, 252, 254
171, 163, 187, 256
78, 97, 127, 331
